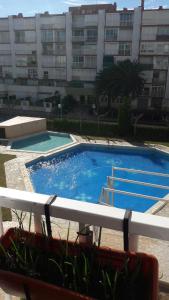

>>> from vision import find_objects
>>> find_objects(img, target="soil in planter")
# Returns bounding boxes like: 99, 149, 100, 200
0, 231, 151, 300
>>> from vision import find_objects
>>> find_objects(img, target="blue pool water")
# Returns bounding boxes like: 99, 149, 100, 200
27, 145, 169, 212
11, 132, 73, 152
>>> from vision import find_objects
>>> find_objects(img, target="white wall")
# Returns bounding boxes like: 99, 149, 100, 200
143, 10, 169, 26
105, 43, 119, 55
141, 27, 157, 41
106, 13, 120, 27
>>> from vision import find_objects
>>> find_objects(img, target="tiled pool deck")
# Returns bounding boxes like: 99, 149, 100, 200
1, 136, 169, 298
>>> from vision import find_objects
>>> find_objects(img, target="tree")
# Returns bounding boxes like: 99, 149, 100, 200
118, 97, 132, 137
95, 60, 145, 106
62, 94, 76, 113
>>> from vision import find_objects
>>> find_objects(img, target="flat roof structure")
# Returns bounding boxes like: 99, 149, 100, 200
0, 116, 46, 139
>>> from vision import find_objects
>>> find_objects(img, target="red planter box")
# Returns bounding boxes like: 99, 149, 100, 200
0, 228, 158, 300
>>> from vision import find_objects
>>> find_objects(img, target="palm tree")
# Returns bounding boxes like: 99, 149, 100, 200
95, 60, 145, 106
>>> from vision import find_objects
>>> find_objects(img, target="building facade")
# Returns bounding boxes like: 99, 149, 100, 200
0, 2, 169, 109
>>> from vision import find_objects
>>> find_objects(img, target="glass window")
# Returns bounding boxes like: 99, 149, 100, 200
28, 69, 38, 79
42, 43, 53, 55
119, 42, 131, 56
72, 29, 84, 37
55, 30, 66, 42
86, 28, 97, 41
41, 30, 53, 43
16, 56, 27, 66
15, 31, 25, 43
158, 26, 169, 36
152, 86, 165, 97
105, 28, 118, 41
85, 56, 96, 68
0, 32, 10, 43
55, 56, 66, 67
73, 56, 84, 67
120, 13, 133, 27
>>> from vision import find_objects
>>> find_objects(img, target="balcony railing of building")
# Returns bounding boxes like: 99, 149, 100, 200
1, 186, 169, 298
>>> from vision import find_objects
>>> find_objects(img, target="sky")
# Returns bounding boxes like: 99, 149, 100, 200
0, 0, 168, 17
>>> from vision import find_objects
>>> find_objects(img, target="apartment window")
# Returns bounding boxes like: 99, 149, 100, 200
42, 43, 53, 55
152, 86, 165, 97
86, 28, 97, 42
154, 56, 169, 69
72, 29, 84, 37
55, 30, 66, 43
55, 56, 66, 67
105, 28, 118, 41
153, 70, 166, 83
157, 43, 169, 54
43, 71, 48, 79
0, 32, 10, 43
140, 43, 154, 54
28, 69, 37, 79
55, 44, 66, 54
85, 56, 96, 68
41, 30, 53, 43
120, 13, 133, 27
119, 42, 131, 56
16, 56, 27, 67
73, 56, 84, 67
157, 26, 169, 36
15, 31, 25, 43
0, 66, 2, 77
27, 55, 36, 67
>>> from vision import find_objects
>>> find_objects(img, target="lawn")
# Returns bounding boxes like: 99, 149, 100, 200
0, 153, 16, 221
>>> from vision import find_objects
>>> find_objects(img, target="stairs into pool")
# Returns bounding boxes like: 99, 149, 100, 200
99, 167, 169, 210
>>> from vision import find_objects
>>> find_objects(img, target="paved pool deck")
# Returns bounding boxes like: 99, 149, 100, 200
1, 135, 169, 299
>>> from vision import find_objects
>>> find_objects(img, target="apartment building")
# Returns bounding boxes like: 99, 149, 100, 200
0, 2, 169, 110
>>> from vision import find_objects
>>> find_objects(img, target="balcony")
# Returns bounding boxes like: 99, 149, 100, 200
0, 184, 169, 299
72, 36, 85, 42
156, 35, 169, 41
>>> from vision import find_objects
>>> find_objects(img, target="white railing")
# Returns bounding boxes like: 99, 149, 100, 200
112, 166, 169, 178
1, 187, 169, 297
98, 166, 169, 206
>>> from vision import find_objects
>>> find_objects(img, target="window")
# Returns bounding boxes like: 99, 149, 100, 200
15, 31, 25, 43
152, 86, 165, 97
73, 56, 84, 67
27, 55, 37, 67
86, 28, 97, 42
55, 44, 66, 54
157, 43, 169, 54
41, 30, 53, 42
140, 43, 154, 54
43, 71, 48, 79
55, 30, 66, 43
120, 13, 133, 27
153, 70, 166, 83
0, 32, 10, 43
85, 56, 96, 68
119, 42, 131, 56
16, 56, 27, 66
154, 57, 169, 69
105, 28, 118, 41
42, 43, 53, 55
72, 29, 84, 37
28, 69, 37, 79
157, 26, 169, 36
55, 56, 66, 67
0, 66, 2, 77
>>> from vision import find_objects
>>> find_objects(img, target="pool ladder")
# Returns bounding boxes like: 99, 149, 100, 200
99, 167, 169, 208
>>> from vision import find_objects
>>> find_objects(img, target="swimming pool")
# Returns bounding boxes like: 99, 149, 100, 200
10, 132, 74, 152
27, 144, 169, 212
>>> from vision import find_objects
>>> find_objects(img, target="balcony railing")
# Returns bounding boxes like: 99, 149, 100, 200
0, 186, 169, 298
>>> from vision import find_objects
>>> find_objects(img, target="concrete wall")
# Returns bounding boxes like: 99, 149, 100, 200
3, 118, 46, 139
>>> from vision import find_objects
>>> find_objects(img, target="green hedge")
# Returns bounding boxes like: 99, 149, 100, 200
47, 119, 169, 141
47, 119, 118, 137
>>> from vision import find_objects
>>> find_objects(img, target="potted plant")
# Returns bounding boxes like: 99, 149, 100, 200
0, 227, 158, 300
